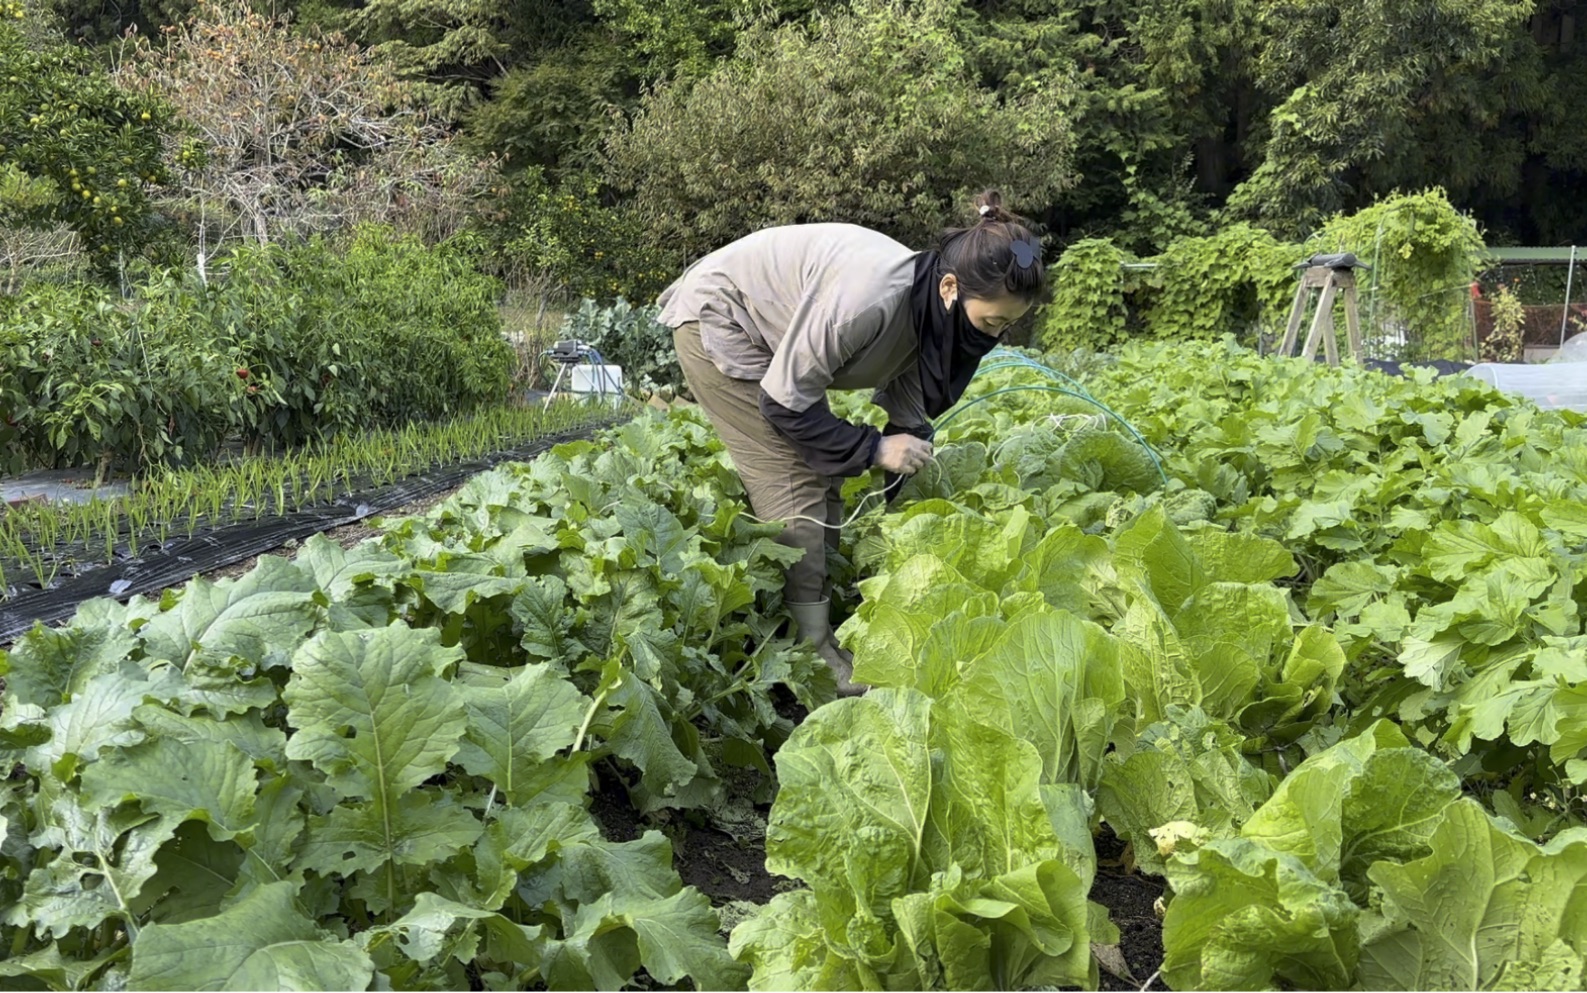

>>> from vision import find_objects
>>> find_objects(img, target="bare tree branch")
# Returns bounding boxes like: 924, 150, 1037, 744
113, 0, 496, 257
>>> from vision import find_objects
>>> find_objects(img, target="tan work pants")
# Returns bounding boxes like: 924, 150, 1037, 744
673, 321, 842, 604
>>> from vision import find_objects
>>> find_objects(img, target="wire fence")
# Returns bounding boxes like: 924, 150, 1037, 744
1257, 271, 1478, 365
1473, 255, 1587, 362
1344, 214, 1479, 364
1352, 279, 1479, 365
1351, 220, 1587, 363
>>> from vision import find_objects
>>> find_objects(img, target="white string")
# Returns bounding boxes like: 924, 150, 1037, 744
932, 453, 948, 489
740, 451, 944, 532
596, 449, 944, 534
1048, 412, 1107, 431
740, 487, 890, 531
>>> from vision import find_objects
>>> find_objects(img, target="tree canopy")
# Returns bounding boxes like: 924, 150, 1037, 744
16, 0, 1587, 298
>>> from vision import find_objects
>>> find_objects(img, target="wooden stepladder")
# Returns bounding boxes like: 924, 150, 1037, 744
1276, 252, 1369, 366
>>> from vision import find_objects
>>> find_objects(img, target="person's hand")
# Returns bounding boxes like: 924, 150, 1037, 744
874, 433, 933, 475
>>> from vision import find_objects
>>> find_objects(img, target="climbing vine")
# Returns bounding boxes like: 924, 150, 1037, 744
1038, 238, 1135, 351
1038, 191, 1486, 357
1315, 189, 1485, 359
1137, 223, 1301, 341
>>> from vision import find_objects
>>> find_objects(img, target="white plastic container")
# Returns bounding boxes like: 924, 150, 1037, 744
1465, 363, 1587, 411
570, 364, 624, 406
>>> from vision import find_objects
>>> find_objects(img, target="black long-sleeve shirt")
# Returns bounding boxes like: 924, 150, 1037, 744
757, 389, 882, 477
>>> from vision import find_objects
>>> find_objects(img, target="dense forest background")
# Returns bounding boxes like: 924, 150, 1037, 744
5, 0, 1585, 305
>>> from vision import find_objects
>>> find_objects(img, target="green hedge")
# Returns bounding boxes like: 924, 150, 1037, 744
0, 226, 514, 476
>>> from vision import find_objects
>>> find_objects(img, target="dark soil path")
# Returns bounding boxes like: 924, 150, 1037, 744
1093, 825, 1167, 990
589, 764, 786, 909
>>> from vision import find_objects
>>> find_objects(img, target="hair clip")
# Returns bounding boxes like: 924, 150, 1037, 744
1010, 238, 1040, 268
978, 204, 993, 217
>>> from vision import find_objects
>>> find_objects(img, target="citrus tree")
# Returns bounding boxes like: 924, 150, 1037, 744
0, 0, 174, 278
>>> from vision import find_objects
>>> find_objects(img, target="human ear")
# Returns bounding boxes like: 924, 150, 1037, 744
938, 273, 958, 308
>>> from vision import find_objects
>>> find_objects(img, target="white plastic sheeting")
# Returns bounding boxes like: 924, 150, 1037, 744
1466, 363, 1587, 411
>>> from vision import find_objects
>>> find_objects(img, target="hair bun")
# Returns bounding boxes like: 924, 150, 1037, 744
974, 191, 1014, 224
938, 188, 1048, 304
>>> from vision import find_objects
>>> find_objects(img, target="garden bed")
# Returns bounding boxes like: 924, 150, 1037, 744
5, 341, 1587, 992
0, 405, 619, 640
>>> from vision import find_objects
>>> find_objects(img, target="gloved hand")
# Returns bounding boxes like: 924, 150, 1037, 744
875, 434, 932, 474
879, 422, 934, 502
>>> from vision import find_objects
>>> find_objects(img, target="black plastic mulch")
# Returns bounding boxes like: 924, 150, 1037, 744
0, 423, 613, 643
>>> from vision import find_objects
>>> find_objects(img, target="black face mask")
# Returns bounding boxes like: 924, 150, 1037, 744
909, 251, 999, 419
955, 299, 1001, 360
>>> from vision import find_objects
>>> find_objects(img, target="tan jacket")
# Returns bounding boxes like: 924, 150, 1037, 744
656, 223, 928, 429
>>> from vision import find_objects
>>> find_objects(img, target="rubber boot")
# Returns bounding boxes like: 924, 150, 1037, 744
787, 598, 865, 698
